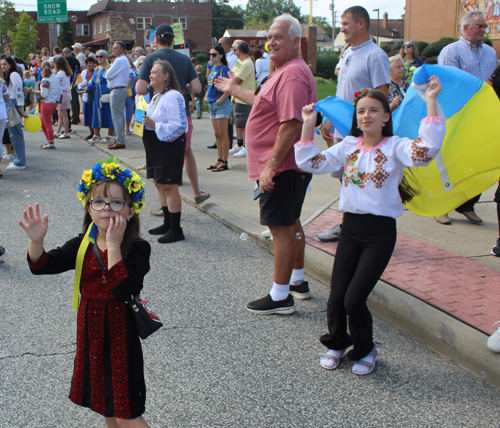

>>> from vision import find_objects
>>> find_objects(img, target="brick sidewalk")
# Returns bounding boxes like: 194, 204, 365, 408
304, 209, 500, 335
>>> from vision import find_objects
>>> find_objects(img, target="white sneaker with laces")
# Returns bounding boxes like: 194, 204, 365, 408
317, 224, 342, 242
228, 145, 241, 154
2, 153, 14, 160
487, 321, 500, 352
234, 147, 247, 158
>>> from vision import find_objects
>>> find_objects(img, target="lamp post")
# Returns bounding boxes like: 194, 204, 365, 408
373, 8, 380, 45
329, 0, 335, 50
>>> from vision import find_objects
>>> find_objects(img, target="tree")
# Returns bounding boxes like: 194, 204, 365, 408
58, 21, 75, 49
9, 11, 37, 60
303, 15, 333, 35
244, 0, 303, 23
0, 1, 17, 53
211, 0, 245, 39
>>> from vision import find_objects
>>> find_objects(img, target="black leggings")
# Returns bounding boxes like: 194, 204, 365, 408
320, 213, 397, 361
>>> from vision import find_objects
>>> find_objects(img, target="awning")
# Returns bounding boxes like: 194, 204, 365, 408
82, 38, 110, 47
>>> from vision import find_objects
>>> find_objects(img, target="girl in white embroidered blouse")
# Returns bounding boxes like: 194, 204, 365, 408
295, 76, 444, 376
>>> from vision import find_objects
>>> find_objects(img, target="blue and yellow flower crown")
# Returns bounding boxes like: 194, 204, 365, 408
77, 157, 145, 215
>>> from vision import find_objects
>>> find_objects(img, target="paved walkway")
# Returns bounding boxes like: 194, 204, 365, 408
71, 115, 500, 338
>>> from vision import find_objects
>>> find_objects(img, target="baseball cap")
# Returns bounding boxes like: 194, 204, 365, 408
72, 43, 83, 49
156, 24, 174, 39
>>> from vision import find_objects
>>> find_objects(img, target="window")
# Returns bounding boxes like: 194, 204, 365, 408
105, 19, 110, 32
172, 16, 187, 30
136, 17, 152, 30
76, 24, 90, 37
99, 20, 102, 34
93, 22, 96, 36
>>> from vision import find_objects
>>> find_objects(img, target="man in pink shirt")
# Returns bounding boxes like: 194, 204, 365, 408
216, 13, 317, 314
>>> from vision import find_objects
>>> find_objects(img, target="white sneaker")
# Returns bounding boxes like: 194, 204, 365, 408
487, 321, 500, 352
228, 145, 241, 154
2, 153, 14, 160
234, 147, 247, 158
7, 163, 26, 170
317, 224, 342, 242
261, 229, 271, 238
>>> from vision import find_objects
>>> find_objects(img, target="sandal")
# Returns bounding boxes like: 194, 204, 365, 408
207, 160, 221, 170
352, 344, 379, 375
41, 143, 56, 149
319, 349, 347, 370
212, 160, 228, 172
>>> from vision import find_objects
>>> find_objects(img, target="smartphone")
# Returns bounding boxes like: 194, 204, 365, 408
253, 186, 262, 200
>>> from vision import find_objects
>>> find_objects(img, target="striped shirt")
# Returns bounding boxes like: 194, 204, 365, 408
438, 37, 498, 82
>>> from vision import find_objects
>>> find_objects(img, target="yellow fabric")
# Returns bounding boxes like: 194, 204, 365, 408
405, 82, 500, 216
127, 87, 133, 97
232, 58, 255, 105
136, 95, 149, 112
73, 222, 94, 311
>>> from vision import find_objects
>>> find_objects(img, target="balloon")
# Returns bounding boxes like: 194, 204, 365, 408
24, 115, 42, 133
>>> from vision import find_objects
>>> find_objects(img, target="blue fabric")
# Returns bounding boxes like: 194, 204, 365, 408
125, 96, 134, 122
88, 68, 113, 130
7, 99, 26, 166
207, 65, 230, 103
83, 101, 93, 127
314, 96, 354, 139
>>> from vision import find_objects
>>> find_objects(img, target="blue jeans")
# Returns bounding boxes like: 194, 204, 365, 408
125, 96, 134, 123
7, 99, 26, 167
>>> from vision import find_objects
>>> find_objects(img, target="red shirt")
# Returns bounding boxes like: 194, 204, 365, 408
246, 57, 317, 181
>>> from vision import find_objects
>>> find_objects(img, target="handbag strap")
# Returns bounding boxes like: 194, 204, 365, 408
91, 242, 107, 272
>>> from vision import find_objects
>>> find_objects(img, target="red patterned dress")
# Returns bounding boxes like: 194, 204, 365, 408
29, 236, 151, 419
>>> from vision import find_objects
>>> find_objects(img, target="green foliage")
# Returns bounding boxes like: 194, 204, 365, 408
0, 1, 17, 51
245, 15, 271, 30
483, 35, 493, 46
193, 51, 209, 63
315, 51, 340, 81
420, 37, 457, 57
245, 0, 303, 23
314, 76, 334, 85
9, 11, 37, 60
212, 0, 245, 39
380, 41, 403, 54
303, 15, 333, 35
58, 21, 75, 50
416, 41, 429, 54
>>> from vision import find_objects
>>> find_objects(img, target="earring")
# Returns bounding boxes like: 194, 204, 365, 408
382, 123, 386, 127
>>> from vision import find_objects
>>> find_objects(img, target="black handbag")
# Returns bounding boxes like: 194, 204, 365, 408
91, 243, 163, 339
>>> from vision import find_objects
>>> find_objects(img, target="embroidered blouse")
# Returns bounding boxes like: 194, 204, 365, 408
294, 118, 446, 219
145, 89, 188, 142
7, 71, 24, 107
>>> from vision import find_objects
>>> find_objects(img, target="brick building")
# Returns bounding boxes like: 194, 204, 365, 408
405, 0, 500, 56
24, 0, 212, 52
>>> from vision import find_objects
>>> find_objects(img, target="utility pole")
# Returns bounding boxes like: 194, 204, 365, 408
330, 0, 335, 50
49, 22, 58, 49
373, 8, 380, 45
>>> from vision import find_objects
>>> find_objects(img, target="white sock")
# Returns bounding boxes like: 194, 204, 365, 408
290, 268, 304, 286
269, 282, 289, 301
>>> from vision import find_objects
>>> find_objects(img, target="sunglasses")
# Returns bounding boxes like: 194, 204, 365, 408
403, 44, 413, 48
96, 55, 105, 58
209, 52, 218, 56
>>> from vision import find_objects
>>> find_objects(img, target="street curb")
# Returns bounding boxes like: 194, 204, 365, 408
83, 131, 500, 389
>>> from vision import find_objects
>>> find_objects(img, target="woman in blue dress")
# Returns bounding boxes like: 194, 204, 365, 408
87, 50, 115, 144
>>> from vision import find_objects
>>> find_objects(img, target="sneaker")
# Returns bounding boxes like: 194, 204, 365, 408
261, 229, 271, 238
150, 208, 164, 217
58, 133, 70, 139
158, 228, 185, 244
352, 344, 379, 375
194, 191, 210, 204
289, 281, 311, 300
228, 145, 241, 154
6, 164, 26, 170
234, 147, 247, 158
317, 224, 342, 242
492, 238, 500, 257
148, 224, 170, 235
487, 321, 500, 352
2, 154, 14, 160
246, 294, 295, 315
0, 246, 8, 262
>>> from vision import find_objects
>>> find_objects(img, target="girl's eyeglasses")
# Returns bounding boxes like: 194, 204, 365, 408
88, 199, 127, 212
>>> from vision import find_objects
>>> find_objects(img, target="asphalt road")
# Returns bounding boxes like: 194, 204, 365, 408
1, 131, 500, 428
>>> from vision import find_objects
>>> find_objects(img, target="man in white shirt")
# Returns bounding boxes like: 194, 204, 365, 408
72, 43, 86, 70
105, 41, 131, 150
218, 37, 238, 71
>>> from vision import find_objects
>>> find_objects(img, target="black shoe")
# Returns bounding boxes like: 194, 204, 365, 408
289, 281, 311, 300
158, 228, 185, 244
246, 294, 295, 315
84, 134, 93, 140
492, 237, 500, 257
71, 120, 80, 125
207, 142, 217, 149
148, 224, 170, 235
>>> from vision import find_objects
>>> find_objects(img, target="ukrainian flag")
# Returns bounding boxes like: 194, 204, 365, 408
314, 64, 500, 217
71, 66, 83, 89
72, 222, 98, 310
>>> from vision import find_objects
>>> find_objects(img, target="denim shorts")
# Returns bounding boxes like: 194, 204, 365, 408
208, 98, 231, 120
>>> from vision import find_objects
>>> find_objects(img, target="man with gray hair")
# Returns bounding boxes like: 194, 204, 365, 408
215, 14, 317, 314
437, 10, 497, 225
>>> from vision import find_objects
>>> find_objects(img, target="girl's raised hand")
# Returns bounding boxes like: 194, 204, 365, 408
425, 76, 442, 102
19, 203, 49, 243
106, 213, 127, 250
302, 103, 317, 126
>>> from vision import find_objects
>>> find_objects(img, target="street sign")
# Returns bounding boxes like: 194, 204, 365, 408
37, 0, 68, 23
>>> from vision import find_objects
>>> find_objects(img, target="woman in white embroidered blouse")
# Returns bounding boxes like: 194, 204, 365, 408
295, 77, 445, 376
142, 59, 188, 244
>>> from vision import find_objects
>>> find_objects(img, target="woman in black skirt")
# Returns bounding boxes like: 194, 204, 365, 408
142, 60, 188, 244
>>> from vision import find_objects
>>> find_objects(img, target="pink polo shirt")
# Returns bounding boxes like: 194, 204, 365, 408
246, 57, 317, 181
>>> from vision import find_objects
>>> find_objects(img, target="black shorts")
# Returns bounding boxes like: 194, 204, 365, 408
232, 102, 252, 128
143, 129, 186, 185
259, 170, 312, 226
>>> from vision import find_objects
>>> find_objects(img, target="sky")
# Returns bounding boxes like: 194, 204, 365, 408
13, 0, 405, 24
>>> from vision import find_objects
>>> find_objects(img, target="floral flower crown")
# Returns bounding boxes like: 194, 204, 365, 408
77, 157, 146, 215
352, 88, 372, 106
